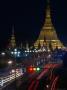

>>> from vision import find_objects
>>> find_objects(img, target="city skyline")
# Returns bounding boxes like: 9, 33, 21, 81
0, 0, 67, 50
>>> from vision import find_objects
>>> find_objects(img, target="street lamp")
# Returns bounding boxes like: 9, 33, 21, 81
1, 52, 5, 56
11, 69, 15, 73
8, 60, 13, 65
46, 85, 49, 88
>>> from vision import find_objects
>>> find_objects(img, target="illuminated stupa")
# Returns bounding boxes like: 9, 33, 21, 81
34, 0, 63, 50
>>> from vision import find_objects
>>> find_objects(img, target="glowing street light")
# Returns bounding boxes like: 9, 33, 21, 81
11, 51, 13, 54
18, 51, 20, 54
46, 85, 49, 88
47, 54, 51, 59
14, 48, 17, 52
11, 50, 21, 57
8, 60, 13, 65
11, 69, 15, 73
1, 52, 5, 56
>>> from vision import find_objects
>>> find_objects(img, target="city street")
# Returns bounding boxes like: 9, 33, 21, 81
2, 63, 62, 90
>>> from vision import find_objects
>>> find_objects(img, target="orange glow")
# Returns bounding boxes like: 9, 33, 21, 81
33, 68, 36, 71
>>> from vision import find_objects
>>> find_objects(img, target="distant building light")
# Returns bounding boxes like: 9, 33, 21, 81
29, 50, 31, 52
38, 49, 42, 52
18, 51, 21, 54
43, 48, 46, 51
14, 48, 17, 52
11, 51, 13, 54
25, 54, 27, 56
47, 54, 51, 58
48, 49, 50, 52
33, 50, 34, 52
14, 51, 17, 55
27, 50, 29, 52
25, 50, 27, 52
35, 50, 38, 52
1, 52, 5, 56
17, 54, 20, 57
34, 49, 36, 50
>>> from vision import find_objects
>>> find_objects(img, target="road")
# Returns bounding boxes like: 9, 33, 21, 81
2, 68, 42, 90
1, 63, 62, 90
19, 63, 62, 90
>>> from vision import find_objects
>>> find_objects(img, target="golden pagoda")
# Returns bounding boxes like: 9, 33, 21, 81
34, 0, 63, 50
9, 25, 16, 48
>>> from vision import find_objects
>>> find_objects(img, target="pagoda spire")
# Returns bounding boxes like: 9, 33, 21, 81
10, 25, 16, 48
12, 25, 14, 36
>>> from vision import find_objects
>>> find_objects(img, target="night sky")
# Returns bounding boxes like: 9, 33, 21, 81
0, 0, 67, 50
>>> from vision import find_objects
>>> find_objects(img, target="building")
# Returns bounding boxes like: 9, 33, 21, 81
34, 0, 63, 50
